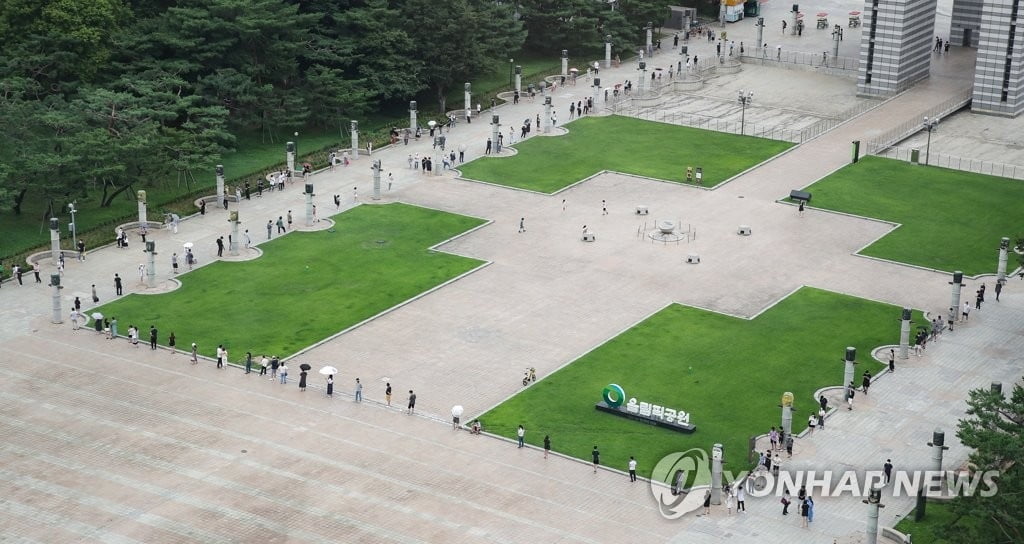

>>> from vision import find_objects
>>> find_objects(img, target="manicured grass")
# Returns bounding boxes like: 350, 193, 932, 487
458, 115, 793, 193
479, 287, 926, 481
92, 203, 484, 360
802, 156, 1024, 275
894, 501, 980, 543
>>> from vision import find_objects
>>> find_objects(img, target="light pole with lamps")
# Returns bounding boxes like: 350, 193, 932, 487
922, 116, 938, 165
509, 58, 514, 88
293, 131, 299, 158
67, 202, 78, 249
737, 90, 754, 135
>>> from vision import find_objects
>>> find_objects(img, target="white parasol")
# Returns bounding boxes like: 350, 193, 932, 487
91, 312, 104, 320
451, 405, 464, 418
319, 366, 338, 376
183, 242, 194, 249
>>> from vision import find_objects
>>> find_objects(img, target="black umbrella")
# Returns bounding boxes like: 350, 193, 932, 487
299, 363, 311, 371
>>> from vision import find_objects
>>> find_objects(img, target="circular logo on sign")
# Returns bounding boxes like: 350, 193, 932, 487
602, 384, 626, 407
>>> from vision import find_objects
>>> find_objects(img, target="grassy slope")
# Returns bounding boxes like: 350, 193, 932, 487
92, 203, 484, 359
804, 156, 1024, 275
480, 287, 926, 480
458, 115, 793, 193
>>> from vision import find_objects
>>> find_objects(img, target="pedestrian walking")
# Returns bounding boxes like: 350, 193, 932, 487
299, 369, 307, 391
149, 325, 158, 350
216, 236, 224, 257
517, 425, 525, 447
287, 210, 293, 230
846, 382, 856, 410
518, 217, 525, 233
245, 352, 253, 374
543, 435, 551, 458
785, 433, 794, 458
33, 263, 41, 283
861, 371, 872, 394
781, 490, 791, 515
216, 345, 225, 368
995, 280, 1003, 301
326, 374, 334, 396
168, 332, 176, 353
726, 488, 735, 514
703, 489, 712, 515
91, 284, 99, 303
818, 407, 826, 429
259, 355, 268, 375
385, 382, 392, 405
889, 348, 895, 372
267, 220, 273, 239
736, 483, 746, 511
407, 390, 416, 414
114, 274, 123, 295
883, 459, 894, 484
628, 456, 638, 482
602, 199, 608, 215
279, 362, 288, 384
190, 342, 198, 364
591, 446, 600, 473
354, 377, 362, 402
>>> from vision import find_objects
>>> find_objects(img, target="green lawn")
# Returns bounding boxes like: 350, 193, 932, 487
802, 156, 1024, 275
92, 203, 484, 360
894, 501, 981, 543
479, 287, 925, 481
458, 115, 793, 193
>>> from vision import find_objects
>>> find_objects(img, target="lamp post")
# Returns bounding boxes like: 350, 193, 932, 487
509, 58, 514, 88
737, 90, 754, 135
67, 202, 78, 250
922, 116, 938, 165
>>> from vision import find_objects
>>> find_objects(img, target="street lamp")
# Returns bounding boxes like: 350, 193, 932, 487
509, 58, 514, 88
67, 202, 78, 249
294, 131, 299, 157
922, 116, 938, 165
737, 90, 754, 135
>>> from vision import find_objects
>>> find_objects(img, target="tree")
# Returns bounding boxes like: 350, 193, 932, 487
400, 0, 526, 112
950, 380, 1024, 544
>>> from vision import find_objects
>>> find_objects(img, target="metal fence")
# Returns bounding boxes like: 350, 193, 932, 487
743, 49, 859, 71
876, 146, 1024, 180
619, 106, 806, 142
865, 88, 974, 154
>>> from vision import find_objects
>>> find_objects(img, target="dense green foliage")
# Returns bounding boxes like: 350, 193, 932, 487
480, 287, 922, 479
803, 156, 1024, 275
91, 203, 485, 359
459, 115, 793, 193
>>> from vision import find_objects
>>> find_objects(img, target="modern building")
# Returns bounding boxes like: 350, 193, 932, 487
969, 0, 1024, 117
856, 0, 937, 96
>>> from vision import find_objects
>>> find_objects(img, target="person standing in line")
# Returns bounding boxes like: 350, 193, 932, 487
385, 382, 392, 406
267, 220, 273, 239
800, 496, 810, 527
407, 390, 416, 414
276, 216, 285, 234
736, 483, 746, 512
259, 355, 269, 376
517, 425, 525, 448
190, 342, 198, 364
91, 284, 99, 303
818, 406, 826, 429
216, 344, 225, 368
279, 362, 288, 384
326, 374, 334, 396
781, 490, 791, 515
591, 446, 600, 473
628, 456, 638, 482
888, 348, 896, 372
270, 356, 279, 379
114, 274, 123, 296
962, 300, 971, 321
785, 433, 794, 458
149, 325, 158, 350
354, 378, 362, 402
244, 352, 253, 374
543, 435, 551, 458
299, 369, 307, 391
862, 371, 872, 394
168, 332, 176, 353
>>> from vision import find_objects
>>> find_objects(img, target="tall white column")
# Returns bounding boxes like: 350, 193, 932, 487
49, 218, 61, 262
286, 141, 296, 173
463, 84, 471, 113
50, 274, 63, 324
409, 101, 417, 130
561, 50, 569, 77
350, 120, 359, 161
605, 37, 612, 68
137, 190, 147, 224
215, 165, 225, 203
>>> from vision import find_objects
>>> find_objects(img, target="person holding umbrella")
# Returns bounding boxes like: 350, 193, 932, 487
298, 363, 311, 391
452, 406, 463, 430
320, 366, 337, 397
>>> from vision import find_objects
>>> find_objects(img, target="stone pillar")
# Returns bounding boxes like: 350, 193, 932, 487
605, 36, 613, 68
514, 65, 522, 93
543, 97, 552, 133
137, 190, 147, 225
561, 49, 569, 77
637, 61, 646, 95
216, 165, 225, 204
463, 84, 471, 114
145, 241, 157, 288
832, 25, 841, 63
409, 101, 418, 131
864, 484, 885, 544
372, 160, 382, 200
997, 237, 1010, 283
927, 429, 950, 489
50, 274, 63, 324
49, 218, 61, 262
791, 8, 798, 35
949, 271, 964, 323
593, 78, 601, 109
286, 141, 296, 173
304, 183, 314, 225
899, 308, 912, 359
540, 81, 547, 97
229, 212, 239, 256
491, 115, 500, 153
350, 120, 359, 161
780, 392, 794, 436
991, 381, 1003, 396
843, 347, 857, 398
646, 23, 653, 54
432, 137, 442, 177
711, 443, 724, 505
756, 17, 764, 55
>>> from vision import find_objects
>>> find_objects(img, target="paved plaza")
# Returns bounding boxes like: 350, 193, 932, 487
2, 4, 1022, 542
